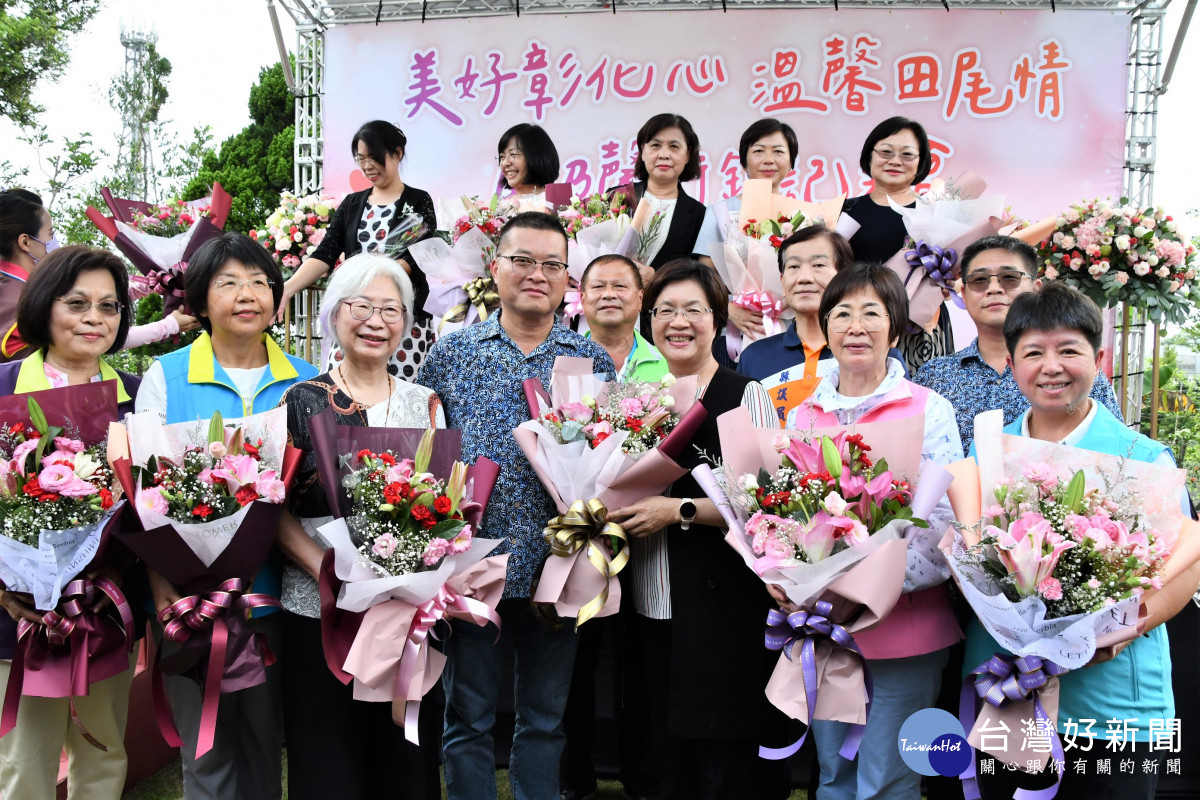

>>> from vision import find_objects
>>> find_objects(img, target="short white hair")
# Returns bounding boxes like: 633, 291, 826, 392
318, 252, 414, 366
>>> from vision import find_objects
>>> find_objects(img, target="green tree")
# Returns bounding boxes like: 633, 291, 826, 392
183, 63, 293, 235
0, 0, 101, 128
109, 41, 173, 201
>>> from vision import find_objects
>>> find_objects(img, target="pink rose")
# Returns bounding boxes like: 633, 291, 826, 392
618, 396, 645, 417
308, 228, 326, 246
37, 463, 76, 493
1021, 462, 1058, 493
258, 478, 287, 504
559, 401, 595, 425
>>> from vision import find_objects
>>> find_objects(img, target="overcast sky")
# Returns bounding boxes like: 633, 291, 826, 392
1, 0, 1195, 227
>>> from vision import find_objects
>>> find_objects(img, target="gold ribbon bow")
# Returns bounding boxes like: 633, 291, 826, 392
442, 275, 501, 330
543, 498, 629, 628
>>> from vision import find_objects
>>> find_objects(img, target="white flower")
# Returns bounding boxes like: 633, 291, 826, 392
659, 374, 677, 388
1134, 261, 1152, 276
1133, 225, 1149, 238
1156, 266, 1171, 278
1114, 235, 1131, 252
739, 474, 759, 492
72, 452, 101, 480
1147, 254, 1160, 267
292, 232, 304, 242
822, 491, 848, 516
659, 395, 675, 409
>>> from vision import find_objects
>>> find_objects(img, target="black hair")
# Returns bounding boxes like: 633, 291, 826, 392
16, 245, 132, 354
634, 114, 702, 183
184, 232, 285, 334
961, 234, 1039, 279
643, 256, 729, 333
1004, 282, 1103, 357
497, 124, 561, 189
581, 253, 643, 292
859, 116, 932, 185
776, 225, 854, 275
0, 189, 47, 261
495, 211, 569, 257
351, 120, 407, 167
739, 118, 798, 171
818, 261, 908, 344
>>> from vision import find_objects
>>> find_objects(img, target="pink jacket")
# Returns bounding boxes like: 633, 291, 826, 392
793, 377, 962, 660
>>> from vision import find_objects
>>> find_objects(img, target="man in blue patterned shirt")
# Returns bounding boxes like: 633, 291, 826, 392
418, 212, 615, 800
914, 235, 1122, 453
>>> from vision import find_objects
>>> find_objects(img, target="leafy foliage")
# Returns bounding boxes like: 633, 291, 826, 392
181, 63, 294, 235
0, 0, 101, 128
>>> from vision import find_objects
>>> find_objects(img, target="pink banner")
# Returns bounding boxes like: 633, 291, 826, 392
322, 9, 1125, 221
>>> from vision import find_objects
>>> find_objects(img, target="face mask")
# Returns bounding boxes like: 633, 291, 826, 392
27, 235, 58, 265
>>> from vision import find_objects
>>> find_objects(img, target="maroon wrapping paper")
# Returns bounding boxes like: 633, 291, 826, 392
0, 380, 119, 446
319, 548, 364, 685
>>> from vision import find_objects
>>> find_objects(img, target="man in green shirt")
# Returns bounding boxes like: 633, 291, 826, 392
581, 253, 668, 383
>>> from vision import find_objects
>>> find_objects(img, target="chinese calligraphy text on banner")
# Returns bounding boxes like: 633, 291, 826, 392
322, 9, 1127, 220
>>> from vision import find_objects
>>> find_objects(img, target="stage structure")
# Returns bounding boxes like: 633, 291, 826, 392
270, 0, 1170, 424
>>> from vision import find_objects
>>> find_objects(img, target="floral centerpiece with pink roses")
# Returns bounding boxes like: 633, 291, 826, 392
251, 191, 342, 276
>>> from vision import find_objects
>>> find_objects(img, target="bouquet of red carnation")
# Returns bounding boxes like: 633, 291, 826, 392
85, 184, 233, 314
513, 357, 707, 628
108, 406, 301, 758
0, 383, 134, 746
308, 410, 503, 743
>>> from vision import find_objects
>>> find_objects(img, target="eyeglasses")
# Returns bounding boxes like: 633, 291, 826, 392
353, 154, 379, 166
498, 254, 568, 279
826, 309, 890, 332
872, 147, 920, 164
649, 306, 713, 322
341, 300, 406, 324
497, 150, 524, 165
964, 270, 1030, 293
211, 277, 275, 294
56, 298, 122, 316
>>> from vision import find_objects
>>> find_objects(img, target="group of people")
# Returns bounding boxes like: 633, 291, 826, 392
0, 109, 1193, 800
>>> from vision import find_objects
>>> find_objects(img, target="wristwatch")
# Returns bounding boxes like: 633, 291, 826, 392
679, 498, 698, 531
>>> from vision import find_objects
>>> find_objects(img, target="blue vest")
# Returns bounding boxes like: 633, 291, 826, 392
153, 332, 317, 612
964, 405, 1176, 740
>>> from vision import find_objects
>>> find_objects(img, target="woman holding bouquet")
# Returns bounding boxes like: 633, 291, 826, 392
276, 252, 445, 800
497, 123, 560, 206
607, 114, 706, 284
0, 246, 139, 799
280, 120, 439, 381
785, 262, 962, 800
843, 117, 952, 373
964, 283, 1200, 798
694, 118, 799, 342
135, 232, 317, 800
608, 258, 781, 799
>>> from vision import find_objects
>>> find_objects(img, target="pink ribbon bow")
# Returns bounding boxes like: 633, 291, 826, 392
562, 289, 584, 322
152, 578, 280, 759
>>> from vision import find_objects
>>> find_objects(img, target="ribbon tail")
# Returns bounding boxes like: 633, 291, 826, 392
69, 698, 108, 751
0, 649, 25, 739
1013, 696, 1064, 800
151, 644, 183, 748
758, 730, 808, 761
69, 633, 88, 698
958, 679, 982, 800
837, 648, 872, 760
195, 617, 229, 759
396, 698, 421, 746
760, 637, 819, 762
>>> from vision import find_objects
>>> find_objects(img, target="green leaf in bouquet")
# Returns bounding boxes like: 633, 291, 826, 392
208, 411, 225, 445
559, 420, 588, 443
27, 397, 49, 436
429, 518, 467, 539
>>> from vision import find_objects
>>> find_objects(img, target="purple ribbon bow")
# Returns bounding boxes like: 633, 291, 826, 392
959, 654, 1070, 800
904, 240, 965, 308
759, 600, 873, 761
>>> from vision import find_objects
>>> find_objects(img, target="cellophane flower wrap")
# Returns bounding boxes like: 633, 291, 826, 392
569, 194, 663, 278
1035, 197, 1199, 325
409, 194, 517, 327
0, 382, 133, 740
307, 408, 502, 742
108, 406, 301, 758
943, 409, 1200, 783
513, 356, 707, 628
250, 191, 341, 273
85, 184, 232, 315
558, 191, 633, 310
693, 407, 954, 760
882, 173, 1006, 330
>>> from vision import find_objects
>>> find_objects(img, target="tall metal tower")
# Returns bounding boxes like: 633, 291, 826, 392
117, 23, 158, 200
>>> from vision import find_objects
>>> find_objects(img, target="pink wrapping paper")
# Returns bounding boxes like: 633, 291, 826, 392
514, 357, 708, 622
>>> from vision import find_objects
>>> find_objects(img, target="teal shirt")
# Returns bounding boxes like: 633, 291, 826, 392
963, 405, 1174, 740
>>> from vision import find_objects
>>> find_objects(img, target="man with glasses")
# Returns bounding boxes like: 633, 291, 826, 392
913, 234, 1122, 453
418, 212, 615, 800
